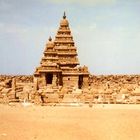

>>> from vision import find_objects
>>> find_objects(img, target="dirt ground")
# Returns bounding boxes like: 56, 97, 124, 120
0, 104, 140, 140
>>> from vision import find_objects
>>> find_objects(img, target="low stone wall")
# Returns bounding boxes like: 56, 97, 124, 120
90, 75, 140, 91
0, 75, 33, 83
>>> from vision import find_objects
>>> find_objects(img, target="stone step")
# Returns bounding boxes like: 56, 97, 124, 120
9, 99, 19, 102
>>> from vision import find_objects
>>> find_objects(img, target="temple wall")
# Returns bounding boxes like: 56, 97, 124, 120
37, 74, 46, 88
82, 76, 89, 89
62, 75, 78, 88
35, 73, 58, 88
52, 73, 57, 86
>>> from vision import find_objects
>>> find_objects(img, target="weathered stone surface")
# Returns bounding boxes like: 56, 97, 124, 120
1, 88, 12, 95
34, 94, 42, 105
42, 94, 59, 103
72, 88, 82, 94
62, 94, 76, 103
5, 79, 12, 88
0, 75, 33, 83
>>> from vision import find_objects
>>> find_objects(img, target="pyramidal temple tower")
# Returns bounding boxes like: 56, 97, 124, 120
34, 12, 89, 89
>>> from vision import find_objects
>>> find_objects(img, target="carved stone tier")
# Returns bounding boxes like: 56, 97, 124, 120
57, 30, 71, 33
57, 52, 77, 55
37, 70, 61, 72
59, 62, 79, 66
44, 52, 57, 54
55, 46, 76, 49
54, 40, 74, 44
42, 57, 58, 60
55, 35, 72, 38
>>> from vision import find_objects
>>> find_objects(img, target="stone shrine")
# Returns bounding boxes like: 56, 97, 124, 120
34, 12, 89, 90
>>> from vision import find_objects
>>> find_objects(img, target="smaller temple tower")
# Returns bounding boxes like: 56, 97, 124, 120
34, 37, 62, 88
34, 12, 89, 90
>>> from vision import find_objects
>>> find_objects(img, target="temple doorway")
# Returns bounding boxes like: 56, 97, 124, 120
78, 75, 83, 89
46, 73, 53, 84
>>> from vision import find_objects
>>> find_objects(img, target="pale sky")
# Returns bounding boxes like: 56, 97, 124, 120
0, 0, 140, 75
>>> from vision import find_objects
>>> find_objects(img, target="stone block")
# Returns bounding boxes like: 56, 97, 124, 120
34, 95, 42, 104
42, 94, 59, 103
62, 94, 78, 103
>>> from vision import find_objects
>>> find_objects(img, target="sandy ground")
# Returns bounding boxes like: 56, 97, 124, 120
0, 104, 140, 140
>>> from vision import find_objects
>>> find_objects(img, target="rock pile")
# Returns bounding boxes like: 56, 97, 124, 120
0, 74, 140, 105
0, 75, 33, 83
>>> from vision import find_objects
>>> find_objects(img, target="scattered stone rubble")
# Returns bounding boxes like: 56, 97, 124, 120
0, 75, 140, 105
0, 75, 33, 83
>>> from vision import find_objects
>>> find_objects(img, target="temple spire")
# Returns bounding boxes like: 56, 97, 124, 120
63, 11, 66, 19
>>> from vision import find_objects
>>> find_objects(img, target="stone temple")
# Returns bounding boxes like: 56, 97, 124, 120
34, 12, 89, 90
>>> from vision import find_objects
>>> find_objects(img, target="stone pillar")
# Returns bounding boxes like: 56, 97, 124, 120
37, 74, 46, 88
82, 76, 89, 89
42, 73, 46, 87
34, 78, 38, 92
52, 73, 57, 86
12, 78, 16, 91
12, 78, 16, 99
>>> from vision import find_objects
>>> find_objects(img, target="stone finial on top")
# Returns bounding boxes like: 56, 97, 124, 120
63, 11, 66, 19
49, 36, 52, 41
